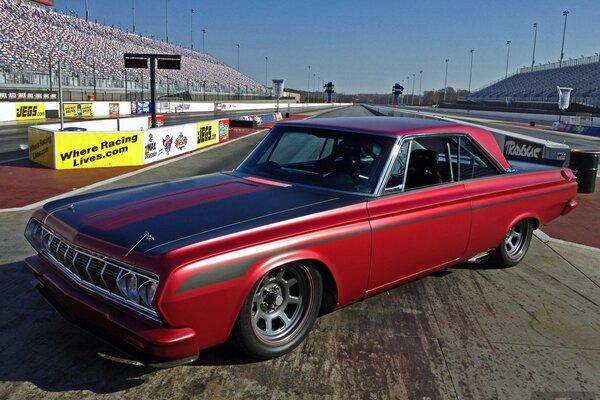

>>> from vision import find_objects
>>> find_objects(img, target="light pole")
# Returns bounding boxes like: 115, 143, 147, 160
202, 29, 206, 53
505, 40, 511, 78
165, 0, 168, 43
401, 79, 405, 104
92, 64, 96, 99
318, 76, 321, 101
468, 49, 474, 93
406, 76, 410, 104
313, 73, 316, 99
411, 73, 416, 105
190, 9, 194, 50
236, 43, 240, 71
265, 56, 268, 86
132, 0, 136, 33
58, 59, 64, 130
418, 70, 423, 105
531, 23, 538, 71
307, 65, 311, 103
559, 10, 570, 67
85, 0, 89, 21
443, 59, 449, 102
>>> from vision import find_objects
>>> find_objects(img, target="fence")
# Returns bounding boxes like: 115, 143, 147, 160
0, 62, 274, 102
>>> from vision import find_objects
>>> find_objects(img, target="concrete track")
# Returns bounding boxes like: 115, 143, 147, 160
0, 104, 598, 400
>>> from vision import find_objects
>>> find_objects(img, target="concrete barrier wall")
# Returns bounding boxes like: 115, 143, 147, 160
2, 100, 349, 122
28, 117, 230, 170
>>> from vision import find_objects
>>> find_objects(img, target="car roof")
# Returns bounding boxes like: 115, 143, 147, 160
275, 116, 510, 170
276, 116, 462, 136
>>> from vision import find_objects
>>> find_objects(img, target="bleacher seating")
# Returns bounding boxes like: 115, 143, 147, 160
0, 0, 263, 91
470, 62, 600, 101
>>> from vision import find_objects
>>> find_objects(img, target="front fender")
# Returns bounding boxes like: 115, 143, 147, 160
158, 222, 371, 352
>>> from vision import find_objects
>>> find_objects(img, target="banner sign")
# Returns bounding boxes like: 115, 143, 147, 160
131, 101, 152, 114
147, 115, 165, 127
272, 79, 285, 99
504, 138, 544, 158
196, 120, 218, 149
16, 103, 46, 120
557, 86, 573, 110
54, 131, 143, 169
217, 119, 230, 142
3, 92, 56, 101
214, 103, 237, 112
143, 124, 197, 165
29, 118, 228, 169
64, 103, 92, 117
28, 127, 54, 168
109, 103, 120, 116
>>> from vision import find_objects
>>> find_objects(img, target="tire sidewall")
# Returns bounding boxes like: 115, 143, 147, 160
494, 219, 534, 268
233, 263, 323, 359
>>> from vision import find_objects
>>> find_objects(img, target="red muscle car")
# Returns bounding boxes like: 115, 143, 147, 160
24, 117, 578, 365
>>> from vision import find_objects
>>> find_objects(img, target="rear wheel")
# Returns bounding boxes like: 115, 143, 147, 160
230, 262, 322, 359
491, 219, 534, 268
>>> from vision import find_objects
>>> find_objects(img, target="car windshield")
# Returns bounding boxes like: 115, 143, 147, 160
237, 126, 396, 194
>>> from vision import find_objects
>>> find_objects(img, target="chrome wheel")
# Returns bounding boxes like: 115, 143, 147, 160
504, 220, 527, 259
251, 265, 311, 343
491, 219, 534, 268
230, 262, 322, 359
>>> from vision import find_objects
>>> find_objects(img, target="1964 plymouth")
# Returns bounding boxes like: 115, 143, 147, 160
24, 117, 578, 365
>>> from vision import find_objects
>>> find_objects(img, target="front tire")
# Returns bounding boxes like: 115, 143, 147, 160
491, 219, 534, 268
230, 262, 322, 359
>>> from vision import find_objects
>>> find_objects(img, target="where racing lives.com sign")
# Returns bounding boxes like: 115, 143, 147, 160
28, 118, 230, 169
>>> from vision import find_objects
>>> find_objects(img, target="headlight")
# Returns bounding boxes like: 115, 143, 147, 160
117, 271, 140, 303
139, 280, 157, 307
25, 220, 53, 254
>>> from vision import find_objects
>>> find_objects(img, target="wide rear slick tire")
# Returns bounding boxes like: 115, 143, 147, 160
230, 262, 323, 360
491, 219, 534, 268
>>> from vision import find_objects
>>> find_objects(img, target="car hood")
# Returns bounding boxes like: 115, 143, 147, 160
41, 173, 362, 256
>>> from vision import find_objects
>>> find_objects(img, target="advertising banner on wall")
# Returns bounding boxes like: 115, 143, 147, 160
196, 120, 218, 149
16, 103, 46, 120
503, 137, 544, 158
131, 101, 152, 114
217, 119, 230, 142
28, 127, 54, 168
147, 115, 165, 127
54, 131, 143, 169
109, 103, 120, 116
143, 124, 198, 165
63, 103, 93, 117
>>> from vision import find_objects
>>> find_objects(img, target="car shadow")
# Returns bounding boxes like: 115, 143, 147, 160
0, 261, 257, 395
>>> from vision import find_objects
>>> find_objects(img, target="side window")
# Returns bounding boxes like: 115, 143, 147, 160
458, 137, 499, 180
446, 137, 460, 182
405, 137, 451, 190
384, 141, 410, 191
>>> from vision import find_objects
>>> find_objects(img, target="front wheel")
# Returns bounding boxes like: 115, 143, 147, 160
491, 219, 534, 268
230, 262, 322, 359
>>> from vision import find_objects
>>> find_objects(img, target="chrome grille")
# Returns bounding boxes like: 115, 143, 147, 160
27, 220, 160, 321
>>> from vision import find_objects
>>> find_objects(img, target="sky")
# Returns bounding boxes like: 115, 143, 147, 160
54, 0, 600, 94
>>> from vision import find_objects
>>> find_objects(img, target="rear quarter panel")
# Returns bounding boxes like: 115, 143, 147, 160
464, 170, 577, 256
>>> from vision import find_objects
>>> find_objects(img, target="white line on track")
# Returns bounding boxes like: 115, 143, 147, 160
0, 129, 267, 213
0, 156, 28, 164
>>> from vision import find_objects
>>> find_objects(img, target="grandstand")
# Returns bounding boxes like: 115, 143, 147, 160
468, 55, 600, 110
0, 0, 266, 100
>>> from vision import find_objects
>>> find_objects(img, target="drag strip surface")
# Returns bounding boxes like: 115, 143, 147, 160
0, 104, 598, 400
